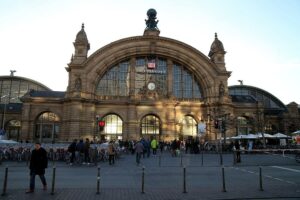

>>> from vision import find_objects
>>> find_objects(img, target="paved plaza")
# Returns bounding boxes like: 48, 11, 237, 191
1, 152, 300, 200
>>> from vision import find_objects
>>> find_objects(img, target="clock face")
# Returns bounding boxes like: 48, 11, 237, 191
147, 82, 156, 90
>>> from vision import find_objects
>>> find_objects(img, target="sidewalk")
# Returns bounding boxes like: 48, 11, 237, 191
1, 153, 300, 200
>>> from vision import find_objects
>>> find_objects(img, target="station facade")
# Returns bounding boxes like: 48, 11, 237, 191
1, 9, 299, 142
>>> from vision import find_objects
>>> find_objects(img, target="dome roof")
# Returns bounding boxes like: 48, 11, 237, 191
208, 33, 225, 58
75, 23, 89, 44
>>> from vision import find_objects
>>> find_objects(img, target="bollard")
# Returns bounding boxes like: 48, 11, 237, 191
141, 166, 145, 194
201, 151, 204, 166
233, 151, 237, 165
158, 155, 161, 167
220, 152, 223, 166
183, 166, 187, 193
1, 166, 8, 196
51, 166, 56, 195
96, 166, 100, 194
180, 153, 183, 167
222, 167, 226, 192
259, 167, 263, 191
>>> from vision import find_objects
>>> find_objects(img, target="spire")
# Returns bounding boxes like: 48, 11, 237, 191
209, 32, 225, 58
71, 23, 90, 64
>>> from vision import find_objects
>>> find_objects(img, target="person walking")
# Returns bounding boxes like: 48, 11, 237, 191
135, 140, 144, 165
151, 138, 158, 155
68, 139, 77, 165
84, 138, 91, 164
234, 140, 241, 163
26, 142, 48, 193
108, 141, 115, 165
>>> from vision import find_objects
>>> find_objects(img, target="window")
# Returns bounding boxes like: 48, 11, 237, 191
135, 57, 167, 97
96, 61, 130, 96
102, 114, 123, 134
182, 116, 197, 136
173, 64, 202, 99
141, 115, 160, 135
35, 112, 60, 142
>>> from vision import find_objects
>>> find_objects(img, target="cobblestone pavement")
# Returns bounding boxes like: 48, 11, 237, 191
1, 152, 300, 199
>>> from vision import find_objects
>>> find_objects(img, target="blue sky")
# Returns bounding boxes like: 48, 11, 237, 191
0, 0, 299, 104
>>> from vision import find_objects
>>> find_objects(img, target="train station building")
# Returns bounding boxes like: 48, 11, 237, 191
0, 9, 299, 143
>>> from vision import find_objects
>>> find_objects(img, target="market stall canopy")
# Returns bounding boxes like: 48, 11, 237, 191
0, 140, 19, 144
273, 133, 291, 139
291, 130, 300, 135
256, 133, 274, 138
231, 134, 258, 139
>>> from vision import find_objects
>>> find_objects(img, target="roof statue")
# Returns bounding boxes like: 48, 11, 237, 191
145, 8, 159, 30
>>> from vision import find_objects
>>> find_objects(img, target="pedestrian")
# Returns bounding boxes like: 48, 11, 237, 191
68, 139, 77, 165
76, 139, 84, 164
135, 140, 144, 165
26, 142, 48, 193
151, 138, 158, 155
108, 141, 115, 165
234, 140, 241, 163
84, 138, 91, 164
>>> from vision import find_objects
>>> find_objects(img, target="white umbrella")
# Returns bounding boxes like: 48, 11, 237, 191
231, 135, 246, 139
244, 134, 259, 139
291, 130, 300, 135
273, 133, 291, 139
0, 140, 19, 144
256, 133, 274, 138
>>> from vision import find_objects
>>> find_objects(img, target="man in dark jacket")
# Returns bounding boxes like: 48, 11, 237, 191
26, 142, 48, 193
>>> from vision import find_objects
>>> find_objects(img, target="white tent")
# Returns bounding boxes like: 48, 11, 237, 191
292, 130, 300, 135
256, 133, 274, 138
231, 134, 258, 140
273, 133, 291, 139
244, 134, 259, 139
231, 135, 246, 139
0, 140, 19, 144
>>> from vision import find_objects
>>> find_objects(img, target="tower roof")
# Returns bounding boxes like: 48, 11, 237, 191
75, 23, 90, 48
208, 33, 225, 58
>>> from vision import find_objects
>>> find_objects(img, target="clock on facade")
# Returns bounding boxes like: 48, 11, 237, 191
147, 82, 156, 90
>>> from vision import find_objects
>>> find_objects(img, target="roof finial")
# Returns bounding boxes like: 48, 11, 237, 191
81, 23, 84, 29
215, 32, 218, 39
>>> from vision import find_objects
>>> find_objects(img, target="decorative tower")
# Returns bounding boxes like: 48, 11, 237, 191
66, 23, 90, 95
72, 23, 90, 64
208, 33, 226, 71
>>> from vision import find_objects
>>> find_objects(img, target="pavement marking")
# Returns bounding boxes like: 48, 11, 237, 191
229, 166, 298, 186
272, 166, 300, 173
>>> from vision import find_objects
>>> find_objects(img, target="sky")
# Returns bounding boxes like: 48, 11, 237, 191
0, 0, 299, 105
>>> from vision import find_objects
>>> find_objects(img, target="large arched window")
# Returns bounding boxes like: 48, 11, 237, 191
101, 114, 123, 140
135, 57, 168, 97
181, 116, 197, 137
96, 61, 130, 97
141, 115, 160, 137
35, 112, 60, 142
173, 64, 202, 99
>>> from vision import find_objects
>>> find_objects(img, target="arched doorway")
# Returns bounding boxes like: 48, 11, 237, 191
140, 115, 161, 140
6, 119, 21, 141
35, 112, 60, 143
236, 116, 252, 135
181, 115, 197, 140
101, 114, 123, 141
